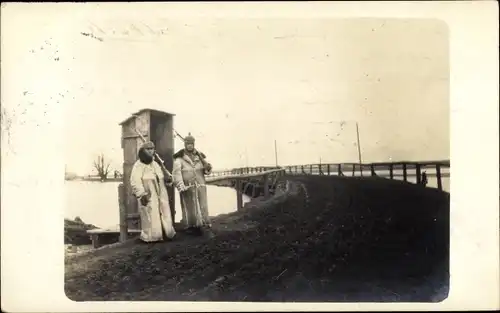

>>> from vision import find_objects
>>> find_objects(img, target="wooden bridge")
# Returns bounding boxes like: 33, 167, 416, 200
206, 159, 450, 192
200, 159, 450, 222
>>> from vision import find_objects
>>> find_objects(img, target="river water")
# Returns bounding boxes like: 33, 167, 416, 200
64, 181, 251, 230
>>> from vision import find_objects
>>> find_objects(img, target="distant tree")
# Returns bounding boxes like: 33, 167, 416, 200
93, 153, 111, 182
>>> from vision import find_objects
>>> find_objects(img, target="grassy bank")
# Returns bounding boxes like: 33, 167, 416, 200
65, 175, 449, 302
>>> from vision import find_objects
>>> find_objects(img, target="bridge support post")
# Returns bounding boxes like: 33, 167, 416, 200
403, 163, 407, 182
416, 163, 422, 184
436, 164, 442, 191
236, 179, 243, 210
263, 174, 270, 197
118, 183, 127, 242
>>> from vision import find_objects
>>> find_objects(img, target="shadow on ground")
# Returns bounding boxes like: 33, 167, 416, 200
65, 175, 449, 302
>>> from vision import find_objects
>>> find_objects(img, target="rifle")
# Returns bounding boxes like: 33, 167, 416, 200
174, 130, 211, 171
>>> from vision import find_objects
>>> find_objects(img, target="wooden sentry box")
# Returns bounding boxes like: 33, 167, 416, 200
118, 108, 176, 237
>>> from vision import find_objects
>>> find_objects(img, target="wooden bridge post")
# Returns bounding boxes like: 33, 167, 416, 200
436, 164, 443, 191
236, 179, 243, 210
309, 164, 313, 174
118, 183, 127, 242
263, 174, 270, 197
370, 164, 376, 176
352, 164, 355, 176
389, 164, 394, 179
403, 163, 407, 182
416, 163, 422, 184
301, 165, 305, 174
338, 164, 342, 176
327, 164, 330, 175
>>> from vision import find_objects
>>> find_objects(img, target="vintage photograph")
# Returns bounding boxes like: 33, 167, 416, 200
63, 17, 450, 302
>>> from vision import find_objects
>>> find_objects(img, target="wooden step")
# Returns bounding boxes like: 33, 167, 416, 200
86, 228, 141, 249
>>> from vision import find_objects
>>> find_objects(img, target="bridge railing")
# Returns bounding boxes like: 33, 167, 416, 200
281, 160, 450, 191
207, 160, 449, 191
207, 166, 282, 178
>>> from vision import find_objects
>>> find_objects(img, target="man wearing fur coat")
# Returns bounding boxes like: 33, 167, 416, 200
172, 133, 213, 236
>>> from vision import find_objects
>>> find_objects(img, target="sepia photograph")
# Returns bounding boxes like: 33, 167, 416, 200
3, 2, 500, 311
59, 16, 452, 303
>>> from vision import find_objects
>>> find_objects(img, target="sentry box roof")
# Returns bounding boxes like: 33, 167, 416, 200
119, 108, 176, 126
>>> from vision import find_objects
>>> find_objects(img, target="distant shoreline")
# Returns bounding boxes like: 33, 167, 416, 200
65, 177, 123, 183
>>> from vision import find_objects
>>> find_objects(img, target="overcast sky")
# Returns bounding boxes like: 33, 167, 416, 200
6, 16, 450, 175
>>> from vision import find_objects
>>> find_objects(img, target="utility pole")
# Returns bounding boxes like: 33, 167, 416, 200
274, 140, 278, 167
356, 122, 363, 176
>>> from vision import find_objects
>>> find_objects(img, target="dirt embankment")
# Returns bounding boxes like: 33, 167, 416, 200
64, 217, 98, 245
65, 175, 449, 302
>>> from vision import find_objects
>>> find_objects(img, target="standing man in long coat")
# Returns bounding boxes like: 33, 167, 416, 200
130, 141, 176, 242
172, 133, 213, 235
